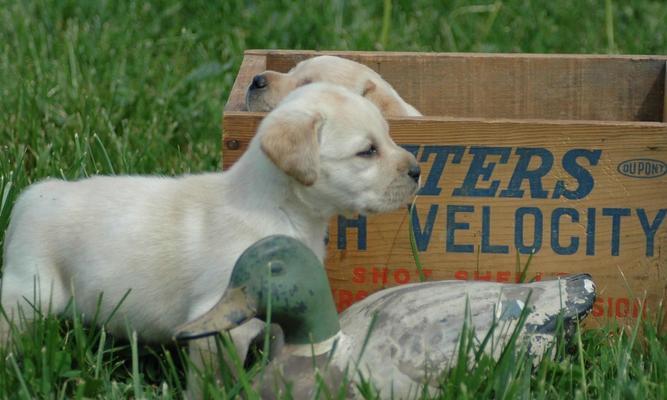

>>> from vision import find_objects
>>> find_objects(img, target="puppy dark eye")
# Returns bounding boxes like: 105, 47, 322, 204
357, 145, 378, 158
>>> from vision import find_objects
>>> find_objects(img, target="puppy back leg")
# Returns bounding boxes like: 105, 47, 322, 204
1, 242, 70, 342
1, 268, 69, 341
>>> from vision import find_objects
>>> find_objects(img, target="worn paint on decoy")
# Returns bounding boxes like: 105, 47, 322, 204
177, 235, 596, 399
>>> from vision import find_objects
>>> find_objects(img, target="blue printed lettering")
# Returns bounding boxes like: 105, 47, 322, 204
602, 208, 631, 256
515, 207, 543, 254
499, 148, 553, 198
637, 208, 667, 257
453, 147, 511, 197
586, 208, 596, 255
410, 204, 439, 252
553, 149, 602, 199
551, 208, 580, 255
337, 215, 367, 250
482, 206, 509, 253
418, 146, 465, 196
446, 205, 474, 253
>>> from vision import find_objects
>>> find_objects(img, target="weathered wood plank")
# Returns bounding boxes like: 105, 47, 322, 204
238, 50, 667, 122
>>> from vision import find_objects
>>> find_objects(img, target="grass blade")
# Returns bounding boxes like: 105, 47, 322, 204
8, 352, 32, 399
131, 331, 142, 399
380, 0, 392, 49
93, 134, 116, 175
408, 201, 426, 282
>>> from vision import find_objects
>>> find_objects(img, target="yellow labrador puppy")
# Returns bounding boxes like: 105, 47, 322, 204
1, 83, 420, 344
246, 55, 422, 117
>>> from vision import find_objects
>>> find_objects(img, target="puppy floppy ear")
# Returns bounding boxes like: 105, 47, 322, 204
361, 79, 405, 116
260, 110, 323, 186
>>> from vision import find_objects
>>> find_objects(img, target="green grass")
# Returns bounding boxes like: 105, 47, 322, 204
1, 0, 666, 398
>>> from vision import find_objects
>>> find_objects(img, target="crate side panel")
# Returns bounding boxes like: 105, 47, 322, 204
261, 51, 666, 122
325, 119, 667, 324
221, 113, 264, 169
221, 110, 667, 324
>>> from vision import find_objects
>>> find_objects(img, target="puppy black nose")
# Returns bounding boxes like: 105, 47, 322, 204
250, 74, 268, 89
408, 165, 421, 182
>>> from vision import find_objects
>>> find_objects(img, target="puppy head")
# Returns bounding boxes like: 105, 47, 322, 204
246, 55, 421, 117
257, 83, 420, 217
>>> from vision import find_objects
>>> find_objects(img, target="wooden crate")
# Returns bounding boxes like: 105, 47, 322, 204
223, 50, 667, 325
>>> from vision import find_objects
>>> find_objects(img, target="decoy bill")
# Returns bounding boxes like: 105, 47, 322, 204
176, 235, 596, 399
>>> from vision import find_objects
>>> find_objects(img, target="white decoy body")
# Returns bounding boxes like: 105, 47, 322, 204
177, 235, 596, 399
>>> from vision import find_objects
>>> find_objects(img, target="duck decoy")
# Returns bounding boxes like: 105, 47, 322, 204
176, 235, 596, 399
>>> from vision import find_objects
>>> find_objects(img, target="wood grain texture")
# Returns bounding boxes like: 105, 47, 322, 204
328, 120, 667, 319
223, 51, 667, 323
222, 112, 264, 169
224, 54, 266, 112
239, 50, 667, 122
663, 61, 667, 122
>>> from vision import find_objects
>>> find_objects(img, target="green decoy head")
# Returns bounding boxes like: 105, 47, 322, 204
175, 235, 341, 345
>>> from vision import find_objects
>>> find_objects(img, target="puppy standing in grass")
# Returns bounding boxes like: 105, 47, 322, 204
0, 83, 421, 344
246, 55, 422, 117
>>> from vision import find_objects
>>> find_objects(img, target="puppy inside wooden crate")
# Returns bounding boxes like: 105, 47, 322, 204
246, 55, 422, 117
